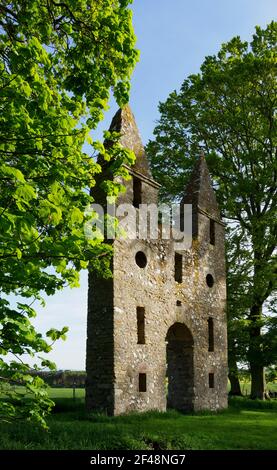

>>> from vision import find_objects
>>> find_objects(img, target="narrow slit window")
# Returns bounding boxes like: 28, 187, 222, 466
139, 373, 147, 392
210, 219, 215, 245
209, 373, 215, 389
133, 176, 142, 208
208, 317, 214, 352
137, 307, 145, 344
174, 253, 182, 283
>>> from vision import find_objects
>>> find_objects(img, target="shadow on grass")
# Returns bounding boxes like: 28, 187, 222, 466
51, 395, 277, 424
52, 398, 85, 413
228, 396, 277, 411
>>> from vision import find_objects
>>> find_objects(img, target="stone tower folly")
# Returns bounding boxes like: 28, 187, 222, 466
86, 106, 228, 415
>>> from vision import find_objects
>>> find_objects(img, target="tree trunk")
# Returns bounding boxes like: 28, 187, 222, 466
229, 372, 242, 396
250, 363, 266, 399
248, 303, 266, 400
228, 356, 242, 396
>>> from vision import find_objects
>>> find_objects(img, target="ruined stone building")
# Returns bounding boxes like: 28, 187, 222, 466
86, 106, 228, 415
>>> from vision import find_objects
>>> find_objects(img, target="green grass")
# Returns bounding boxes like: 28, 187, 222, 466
48, 387, 85, 399
0, 390, 276, 450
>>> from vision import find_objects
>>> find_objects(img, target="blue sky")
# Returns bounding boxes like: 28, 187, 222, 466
30, 0, 276, 370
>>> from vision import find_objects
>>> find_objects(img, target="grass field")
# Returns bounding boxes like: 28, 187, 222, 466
48, 387, 85, 399
0, 388, 276, 450
49, 381, 277, 398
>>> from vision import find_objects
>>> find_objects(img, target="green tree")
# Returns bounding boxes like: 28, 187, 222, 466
147, 22, 277, 399
226, 227, 252, 396
0, 0, 138, 427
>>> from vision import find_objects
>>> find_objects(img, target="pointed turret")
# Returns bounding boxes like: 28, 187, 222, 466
108, 105, 152, 179
182, 153, 220, 220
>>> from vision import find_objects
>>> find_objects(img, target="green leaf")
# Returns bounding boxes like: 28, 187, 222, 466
1, 165, 25, 182
70, 207, 84, 224
15, 184, 37, 204
16, 248, 22, 259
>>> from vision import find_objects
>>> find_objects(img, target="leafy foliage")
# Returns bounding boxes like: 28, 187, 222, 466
0, 0, 138, 427
147, 22, 277, 398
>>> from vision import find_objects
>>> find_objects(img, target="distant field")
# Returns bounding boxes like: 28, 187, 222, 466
50, 381, 277, 398
6, 381, 277, 398
3, 382, 277, 402
51, 382, 277, 399
48, 387, 85, 400
234, 381, 277, 394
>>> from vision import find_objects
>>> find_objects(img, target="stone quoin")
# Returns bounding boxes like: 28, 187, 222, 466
86, 105, 228, 415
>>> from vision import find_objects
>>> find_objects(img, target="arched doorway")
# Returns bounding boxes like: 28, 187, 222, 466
166, 322, 194, 411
